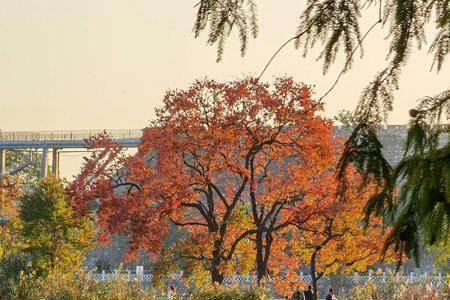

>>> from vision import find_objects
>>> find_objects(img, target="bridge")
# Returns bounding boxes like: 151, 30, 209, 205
0, 129, 141, 178
0, 125, 410, 179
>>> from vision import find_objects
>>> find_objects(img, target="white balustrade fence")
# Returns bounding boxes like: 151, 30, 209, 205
88, 269, 446, 287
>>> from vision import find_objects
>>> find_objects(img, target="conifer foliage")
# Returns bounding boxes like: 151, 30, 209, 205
194, 0, 258, 62
193, 0, 449, 123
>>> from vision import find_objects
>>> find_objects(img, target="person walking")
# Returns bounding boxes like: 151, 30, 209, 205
303, 285, 313, 300
325, 288, 337, 300
291, 288, 305, 300
167, 285, 176, 299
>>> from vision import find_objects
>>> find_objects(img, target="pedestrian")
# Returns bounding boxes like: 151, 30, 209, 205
325, 287, 337, 300
303, 285, 313, 300
292, 288, 305, 300
167, 285, 176, 299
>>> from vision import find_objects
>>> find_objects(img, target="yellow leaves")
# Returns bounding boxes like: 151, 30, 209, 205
0, 176, 22, 259
185, 262, 211, 288
234, 248, 255, 275
288, 155, 388, 281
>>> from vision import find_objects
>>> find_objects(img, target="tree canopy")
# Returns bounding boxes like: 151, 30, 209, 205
69, 77, 386, 292
20, 176, 95, 276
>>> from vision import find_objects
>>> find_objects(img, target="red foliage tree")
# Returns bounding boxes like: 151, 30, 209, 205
67, 77, 363, 285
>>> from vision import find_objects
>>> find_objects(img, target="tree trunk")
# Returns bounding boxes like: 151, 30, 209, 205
211, 264, 224, 284
256, 231, 273, 283
211, 240, 224, 284
311, 252, 318, 300
256, 231, 268, 282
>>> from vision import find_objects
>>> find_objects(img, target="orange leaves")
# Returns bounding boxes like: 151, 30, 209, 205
291, 165, 387, 278
67, 76, 386, 286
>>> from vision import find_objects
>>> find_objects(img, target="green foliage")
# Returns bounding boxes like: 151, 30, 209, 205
337, 123, 393, 210
193, 0, 258, 62
430, 25, 450, 72
34, 271, 157, 300
191, 1, 450, 263
0, 267, 158, 300
192, 0, 449, 123
189, 284, 271, 300
0, 254, 39, 300
334, 110, 357, 127
295, 0, 363, 74
428, 238, 450, 273
19, 176, 95, 277
337, 117, 450, 267
0, 177, 22, 260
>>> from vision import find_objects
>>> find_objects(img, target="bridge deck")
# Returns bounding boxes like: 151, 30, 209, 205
0, 126, 409, 149
0, 129, 142, 149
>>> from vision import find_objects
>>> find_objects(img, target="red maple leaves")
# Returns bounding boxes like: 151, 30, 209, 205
68, 77, 388, 288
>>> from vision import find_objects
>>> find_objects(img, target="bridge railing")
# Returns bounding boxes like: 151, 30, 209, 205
1, 126, 410, 142
0, 130, 142, 142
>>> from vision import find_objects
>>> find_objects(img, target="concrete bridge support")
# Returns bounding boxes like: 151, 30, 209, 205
0, 149, 6, 176
41, 148, 48, 178
52, 148, 60, 178
0, 129, 141, 180
1, 147, 60, 179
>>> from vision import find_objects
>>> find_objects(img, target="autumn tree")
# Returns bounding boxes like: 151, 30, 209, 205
191, 1, 450, 263
0, 175, 21, 259
20, 176, 95, 276
68, 77, 336, 284
291, 169, 387, 300
231, 97, 335, 282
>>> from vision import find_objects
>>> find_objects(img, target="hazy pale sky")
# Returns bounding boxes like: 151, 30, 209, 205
1, 0, 450, 177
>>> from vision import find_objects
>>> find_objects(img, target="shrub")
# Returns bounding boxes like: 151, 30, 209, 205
188, 284, 271, 300
0, 265, 158, 300
0, 254, 39, 300
346, 271, 450, 300
32, 271, 157, 300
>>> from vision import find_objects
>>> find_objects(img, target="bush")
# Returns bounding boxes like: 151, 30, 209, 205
188, 284, 271, 300
0, 254, 39, 300
32, 271, 157, 300
346, 271, 450, 300
0, 265, 157, 300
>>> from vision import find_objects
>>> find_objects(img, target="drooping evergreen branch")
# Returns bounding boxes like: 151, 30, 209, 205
319, 16, 381, 100
194, 0, 258, 62
295, 0, 363, 74
429, 26, 450, 72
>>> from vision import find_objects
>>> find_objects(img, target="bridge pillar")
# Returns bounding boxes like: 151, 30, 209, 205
0, 149, 6, 176
41, 148, 48, 178
52, 148, 60, 178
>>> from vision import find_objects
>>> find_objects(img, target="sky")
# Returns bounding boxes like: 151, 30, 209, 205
1, 0, 450, 177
